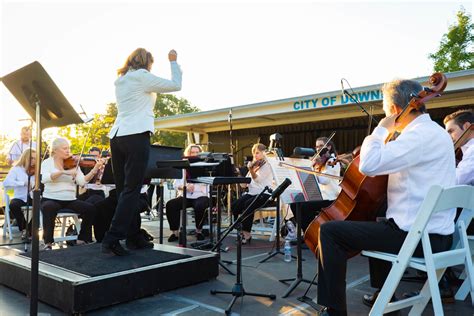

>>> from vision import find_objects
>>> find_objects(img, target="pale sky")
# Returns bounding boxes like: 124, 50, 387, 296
0, 0, 472, 139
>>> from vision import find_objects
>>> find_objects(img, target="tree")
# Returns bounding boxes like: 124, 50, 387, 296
56, 103, 117, 153
151, 94, 200, 147
429, 8, 474, 72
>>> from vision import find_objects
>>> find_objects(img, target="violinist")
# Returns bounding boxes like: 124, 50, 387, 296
290, 137, 342, 233
40, 137, 104, 250
232, 143, 273, 245
3, 148, 36, 240
78, 146, 108, 202
316, 79, 456, 315
444, 109, 474, 186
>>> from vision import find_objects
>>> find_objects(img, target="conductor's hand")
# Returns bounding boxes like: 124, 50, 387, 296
168, 50, 177, 62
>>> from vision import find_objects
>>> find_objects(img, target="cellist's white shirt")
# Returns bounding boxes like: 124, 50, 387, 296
359, 114, 456, 235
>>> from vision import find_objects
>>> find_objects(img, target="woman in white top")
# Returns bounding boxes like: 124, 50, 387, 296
3, 148, 36, 239
232, 143, 273, 244
102, 48, 182, 256
166, 144, 210, 242
41, 138, 104, 250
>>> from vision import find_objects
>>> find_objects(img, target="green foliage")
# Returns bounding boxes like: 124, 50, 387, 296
54, 95, 199, 152
429, 8, 474, 72
151, 94, 199, 147
56, 103, 117, 153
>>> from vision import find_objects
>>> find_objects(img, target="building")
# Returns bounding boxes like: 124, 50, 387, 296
155, 69, 474, 166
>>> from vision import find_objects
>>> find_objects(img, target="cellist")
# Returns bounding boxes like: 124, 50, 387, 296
316, 79, 456, 316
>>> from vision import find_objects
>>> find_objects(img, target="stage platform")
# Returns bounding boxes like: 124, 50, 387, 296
0, 243, 218, 314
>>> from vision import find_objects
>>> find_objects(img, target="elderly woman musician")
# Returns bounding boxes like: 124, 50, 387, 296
232, 143, 274, 245
166, 144, 210, 242
3, 148, 36, 240
40, 137, 105, 250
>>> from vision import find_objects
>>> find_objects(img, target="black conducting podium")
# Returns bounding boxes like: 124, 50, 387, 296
1, 61, 84, 315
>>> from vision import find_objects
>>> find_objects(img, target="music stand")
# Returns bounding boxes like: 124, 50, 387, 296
155, 158, 210, 248
1, 61, 83, 315
145, 145, 182, 244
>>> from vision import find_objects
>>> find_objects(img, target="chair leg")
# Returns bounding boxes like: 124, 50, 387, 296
409, 268, 445, 316
74, 215, 81, 235
60, 217, 67, 238
370, 263, 405, 315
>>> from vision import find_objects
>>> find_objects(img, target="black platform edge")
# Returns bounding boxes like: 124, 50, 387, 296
0, 246, 218, 313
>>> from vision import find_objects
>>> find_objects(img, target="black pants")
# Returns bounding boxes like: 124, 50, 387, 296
9, 198, 32, 231
93, 190, 149, 242
78, 189, 105, 201
317, 219, 453, 313
232, 193, 271, 232
103, 132, 150, 244
166, 196, 209, 231
290, 200, 333, 232
41, 198, 95, 244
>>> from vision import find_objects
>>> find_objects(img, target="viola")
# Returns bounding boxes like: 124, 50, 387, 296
304, 73, 448, 257
63, 154, 97, 170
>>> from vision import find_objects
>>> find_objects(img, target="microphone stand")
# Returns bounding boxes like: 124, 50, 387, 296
210, 187, 276, 315
341, 78, 379, 133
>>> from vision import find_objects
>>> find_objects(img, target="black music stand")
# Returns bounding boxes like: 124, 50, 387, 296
210, 187, 276, 315
1, 61, 83, 315
277, 166, 324, 298
145, 145, 182, 244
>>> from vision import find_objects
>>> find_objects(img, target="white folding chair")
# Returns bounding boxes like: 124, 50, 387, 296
1, 184, 14, 240
361, 185, 474, 315
54, 211, 82, 243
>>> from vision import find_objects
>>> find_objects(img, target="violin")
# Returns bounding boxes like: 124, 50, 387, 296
304, 73, 448, 257
312, 148, 337, 172
248, 159, 266, 170
63, 154, 97, 170
27, 164, 36, 176
94, 150, 111, 184
454, 123, 473, 165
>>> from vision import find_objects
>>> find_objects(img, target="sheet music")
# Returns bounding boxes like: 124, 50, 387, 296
266, 155, 323, 204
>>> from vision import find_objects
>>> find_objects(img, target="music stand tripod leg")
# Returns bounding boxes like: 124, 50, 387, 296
178, 186, 187, 247
158, 183, 164, 244
259, 197, 296, 263
211, 221, 276, 315
279, 203, 316, 298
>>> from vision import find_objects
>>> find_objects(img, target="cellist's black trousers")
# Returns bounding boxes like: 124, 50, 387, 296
317, 218, 452, 314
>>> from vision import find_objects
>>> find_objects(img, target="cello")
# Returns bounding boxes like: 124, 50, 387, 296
304, 73, 448, 255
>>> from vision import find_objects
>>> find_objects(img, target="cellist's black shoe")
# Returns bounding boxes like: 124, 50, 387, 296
363, 290, 398, 308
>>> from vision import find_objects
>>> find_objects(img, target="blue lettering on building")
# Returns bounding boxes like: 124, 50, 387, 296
295, 89, 383, 111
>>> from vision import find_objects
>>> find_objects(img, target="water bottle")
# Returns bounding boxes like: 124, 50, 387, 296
286, 220, 296, 240
284, 240, 292, 262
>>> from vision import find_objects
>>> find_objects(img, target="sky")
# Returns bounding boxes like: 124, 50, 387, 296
0, 0, 472, 139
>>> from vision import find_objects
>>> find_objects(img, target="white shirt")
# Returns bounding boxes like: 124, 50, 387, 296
247, 161, 274, 196
316, 155, 342, 201
174, 178, 208, 199
3, 166, 34, 202
8, 140, 37, 162
457, 138, 474, 185
109, 62, 182, 138
41, 157, 87, 201
359, 114, 456, 235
